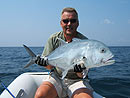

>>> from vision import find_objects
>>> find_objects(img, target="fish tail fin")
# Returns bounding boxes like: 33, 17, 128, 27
24, 59, 35, 68
23, 44, 36, 68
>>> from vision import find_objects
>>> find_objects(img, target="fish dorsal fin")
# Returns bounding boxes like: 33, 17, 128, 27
57, 38, 67, 46
72, 38, 82, 42
57, 38, 82, 46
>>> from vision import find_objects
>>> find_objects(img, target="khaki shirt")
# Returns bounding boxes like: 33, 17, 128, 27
42, 31, 88, 79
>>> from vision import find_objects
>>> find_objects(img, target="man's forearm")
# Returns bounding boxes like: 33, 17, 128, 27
76, 72, 83, 78
45, 65, 54, 70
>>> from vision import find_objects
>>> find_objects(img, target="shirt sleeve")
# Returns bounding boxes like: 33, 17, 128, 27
41, 37, 54, 57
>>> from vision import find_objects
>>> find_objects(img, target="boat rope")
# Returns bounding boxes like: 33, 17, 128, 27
0, 80, 16, 98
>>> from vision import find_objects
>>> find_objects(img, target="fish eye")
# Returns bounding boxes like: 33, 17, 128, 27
83, 56, 86, 59
100, 48, 106, 53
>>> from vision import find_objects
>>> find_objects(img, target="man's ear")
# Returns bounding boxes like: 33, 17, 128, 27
60, 20, 62, 26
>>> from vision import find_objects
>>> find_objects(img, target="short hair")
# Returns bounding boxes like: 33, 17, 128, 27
61, 7, 78, 18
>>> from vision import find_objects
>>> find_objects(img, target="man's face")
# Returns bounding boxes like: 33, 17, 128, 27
60, 12, 79, 35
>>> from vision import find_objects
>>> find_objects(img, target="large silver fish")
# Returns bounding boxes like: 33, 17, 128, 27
23, 39, 115, 79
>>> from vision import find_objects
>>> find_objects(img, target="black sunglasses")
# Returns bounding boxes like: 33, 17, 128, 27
62, 19, 77, 24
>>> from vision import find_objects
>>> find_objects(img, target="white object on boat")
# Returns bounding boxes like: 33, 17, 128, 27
0, 72, 105, 98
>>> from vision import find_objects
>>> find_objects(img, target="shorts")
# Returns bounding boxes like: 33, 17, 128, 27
42, 73, 93, 98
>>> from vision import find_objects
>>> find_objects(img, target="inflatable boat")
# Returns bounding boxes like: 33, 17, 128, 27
0, 72, 105, 98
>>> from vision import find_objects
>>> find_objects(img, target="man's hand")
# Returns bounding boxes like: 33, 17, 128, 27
74, 64, 88, 78
35, 55, 47, 66
74, 64, 86, 72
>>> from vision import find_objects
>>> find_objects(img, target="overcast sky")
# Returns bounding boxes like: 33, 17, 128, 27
0, 0, 130, 47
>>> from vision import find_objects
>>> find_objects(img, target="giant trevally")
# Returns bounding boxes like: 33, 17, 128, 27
23, 39, 115, 79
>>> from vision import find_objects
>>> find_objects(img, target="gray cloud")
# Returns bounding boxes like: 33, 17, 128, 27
103, 19, 114, 24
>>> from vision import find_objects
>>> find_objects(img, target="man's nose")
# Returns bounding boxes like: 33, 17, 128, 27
67, 21, 71, 25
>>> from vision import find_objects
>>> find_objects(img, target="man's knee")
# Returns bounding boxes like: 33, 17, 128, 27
72, 88, 93, 98
35, 90, 45, 98
35, 85, 48, 98
35, 81, 58, 98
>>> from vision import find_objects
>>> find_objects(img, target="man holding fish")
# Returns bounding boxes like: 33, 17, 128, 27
31, 7, 114, 98
34, 7, 93, 98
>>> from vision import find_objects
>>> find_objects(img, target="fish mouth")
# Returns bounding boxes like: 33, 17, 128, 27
102, 55, 115, 65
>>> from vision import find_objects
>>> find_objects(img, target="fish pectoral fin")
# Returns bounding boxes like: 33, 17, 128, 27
73, 56, 87, 66
73, 59, 85, 66
61, 70, 68, 79
82, 69, 89, 79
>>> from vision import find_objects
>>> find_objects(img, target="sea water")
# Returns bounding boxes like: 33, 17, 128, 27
0, 46, 130, 98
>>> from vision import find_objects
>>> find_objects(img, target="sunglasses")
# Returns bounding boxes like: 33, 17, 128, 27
62, 19, 77, 24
